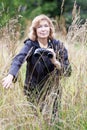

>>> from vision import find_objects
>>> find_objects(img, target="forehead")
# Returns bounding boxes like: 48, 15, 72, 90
39, 20, 49, 25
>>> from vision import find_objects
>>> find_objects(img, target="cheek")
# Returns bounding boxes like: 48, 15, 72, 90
47, 27, 50, 31
36, 28, 41, 33
36, 30, 40, 36
47, 28, 50, 35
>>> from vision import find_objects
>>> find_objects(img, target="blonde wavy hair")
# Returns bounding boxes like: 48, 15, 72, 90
28, 14, 55, 41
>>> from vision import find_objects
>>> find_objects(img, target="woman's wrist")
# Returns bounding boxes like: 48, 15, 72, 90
8, 74, 14, 80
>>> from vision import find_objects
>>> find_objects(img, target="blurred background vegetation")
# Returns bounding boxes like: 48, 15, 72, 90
0, 0, 87, 36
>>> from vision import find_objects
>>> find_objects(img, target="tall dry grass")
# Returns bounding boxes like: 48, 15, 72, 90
0, 8, 87, 130
57, 3, 87, 129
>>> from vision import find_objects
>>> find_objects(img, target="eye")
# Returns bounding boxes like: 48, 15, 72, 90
37, 24, 49, 29
37, 25, 42, 28
44, 24, 49, 27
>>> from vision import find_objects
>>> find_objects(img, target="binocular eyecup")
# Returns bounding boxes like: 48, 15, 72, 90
34, 48, 53, 58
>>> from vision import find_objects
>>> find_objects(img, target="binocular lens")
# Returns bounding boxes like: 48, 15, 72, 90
47, 53, 53, 58
34, 48, 53, 58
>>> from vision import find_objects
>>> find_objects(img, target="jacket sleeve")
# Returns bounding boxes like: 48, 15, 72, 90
60, 46, 72, 76
54, 40, 72, 76
9, 40, 32, 78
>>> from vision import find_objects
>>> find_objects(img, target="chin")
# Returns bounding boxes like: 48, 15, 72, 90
40, 36, 49, 38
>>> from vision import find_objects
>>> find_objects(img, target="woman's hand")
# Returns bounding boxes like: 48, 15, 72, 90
2, 74, 14, 89
47, 48, 61, 70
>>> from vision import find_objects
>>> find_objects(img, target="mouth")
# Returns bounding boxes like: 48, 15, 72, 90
40, 33, 48, 35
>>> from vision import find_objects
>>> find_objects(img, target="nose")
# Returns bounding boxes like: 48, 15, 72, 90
41, 26, 46, 31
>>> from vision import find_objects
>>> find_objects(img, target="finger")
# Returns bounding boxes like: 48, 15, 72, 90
2, 77, 6, 82
3, 80, 10, 88
47, 48, 53, 52
3, 82, 8, 88
5, 82, 11, 89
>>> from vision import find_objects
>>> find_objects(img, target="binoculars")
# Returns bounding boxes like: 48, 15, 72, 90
34, 48, 53, 58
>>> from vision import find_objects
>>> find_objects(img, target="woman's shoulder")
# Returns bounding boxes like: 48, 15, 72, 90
24, 38, 33, 44
52, 39, 61, 45
51, 38, 66, 51
24, 38, 38, 47
51, 39, 63, 47
24, 38, 36, 47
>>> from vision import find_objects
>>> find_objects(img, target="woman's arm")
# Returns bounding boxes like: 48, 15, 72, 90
58, 42, 72, 76
2, 40, 33, 88
46, 48, 61, 70
9, 41, 32, 77
47, 40, 72, 76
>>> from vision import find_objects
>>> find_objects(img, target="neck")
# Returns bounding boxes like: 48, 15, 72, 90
38, 38, 48, 48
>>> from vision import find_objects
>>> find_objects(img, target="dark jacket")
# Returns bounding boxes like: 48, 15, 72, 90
9, 39, 71, 89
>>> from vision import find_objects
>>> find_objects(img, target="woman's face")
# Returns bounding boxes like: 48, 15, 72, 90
36, 20, 50, 39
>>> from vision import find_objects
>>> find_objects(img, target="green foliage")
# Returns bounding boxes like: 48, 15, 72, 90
63, 0, 87, 28
0, 0, 61, 26
41, 2, 58, 17
0, 0, 87, 36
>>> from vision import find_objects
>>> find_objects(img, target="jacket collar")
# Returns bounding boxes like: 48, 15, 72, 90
25, 38, 54, 48
33, 39, 53, 48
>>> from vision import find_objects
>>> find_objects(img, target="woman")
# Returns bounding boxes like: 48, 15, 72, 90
2, 14, 71, 117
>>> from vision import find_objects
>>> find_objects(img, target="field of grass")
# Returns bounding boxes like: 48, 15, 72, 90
0, 16, 87, 130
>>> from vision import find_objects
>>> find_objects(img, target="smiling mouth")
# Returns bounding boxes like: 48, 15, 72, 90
40, 33, 47, 35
